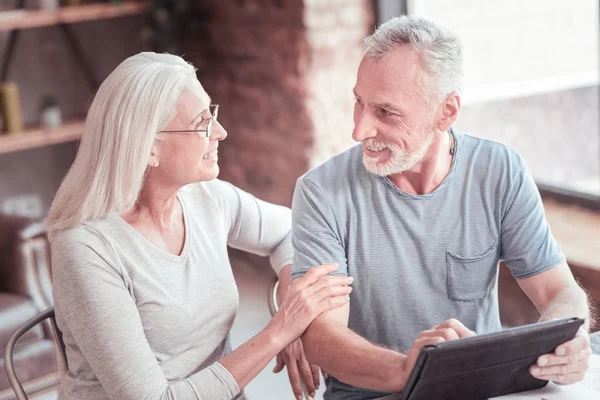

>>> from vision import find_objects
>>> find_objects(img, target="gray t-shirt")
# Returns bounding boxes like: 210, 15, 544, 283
51, 179, 294, 400
291, 130, 565, 400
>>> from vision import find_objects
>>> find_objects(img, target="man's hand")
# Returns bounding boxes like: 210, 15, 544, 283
529, 327, 592, 384
274, 338, 320, 400
399, 319, 476, 390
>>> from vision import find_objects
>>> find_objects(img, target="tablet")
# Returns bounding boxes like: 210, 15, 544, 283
400, 317, 585, 400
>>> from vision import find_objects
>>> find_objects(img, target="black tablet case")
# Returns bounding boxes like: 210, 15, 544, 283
400, 317, 585, 400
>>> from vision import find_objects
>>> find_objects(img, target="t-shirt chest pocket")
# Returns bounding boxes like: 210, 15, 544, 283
446, 241, 499, 301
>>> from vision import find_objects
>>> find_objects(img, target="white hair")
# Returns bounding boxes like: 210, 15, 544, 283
364, 15, 463, 105
46, 52, 203, 237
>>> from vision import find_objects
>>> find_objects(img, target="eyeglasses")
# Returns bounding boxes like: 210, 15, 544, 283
158, 104, 219, 138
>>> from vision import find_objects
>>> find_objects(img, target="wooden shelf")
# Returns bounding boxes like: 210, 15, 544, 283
0, 1, 148, 31
0, 119, 84, 154
543, 198, 600, 270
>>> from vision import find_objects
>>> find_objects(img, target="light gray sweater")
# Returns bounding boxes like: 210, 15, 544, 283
51, 179, 294, 400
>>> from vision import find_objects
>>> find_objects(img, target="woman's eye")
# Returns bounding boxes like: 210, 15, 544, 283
354, 97, 363, 105
196, 120, 207, 130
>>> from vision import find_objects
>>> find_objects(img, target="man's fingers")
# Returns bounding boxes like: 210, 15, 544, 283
536, 347, 592, 367
419, 327, 460, 342
530, 358, 589, 378
531, 371, 587, 385
413, 336, 445, 351
434, 318, 476, 338
554, 331, 590, 357
286, 359, 303, 400
273, 353, 285, 373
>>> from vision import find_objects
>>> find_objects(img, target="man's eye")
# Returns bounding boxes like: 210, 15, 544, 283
379, 108, 391, 116
354, 97, 363, 105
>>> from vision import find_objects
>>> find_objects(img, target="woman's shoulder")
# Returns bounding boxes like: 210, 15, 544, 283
50, 220, 118, 271
180, 179, 242, 206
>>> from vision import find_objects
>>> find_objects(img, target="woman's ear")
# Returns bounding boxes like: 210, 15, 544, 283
148, 142, 160, 168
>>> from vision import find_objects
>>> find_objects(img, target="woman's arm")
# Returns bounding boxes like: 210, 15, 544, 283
212, 180, 294, 276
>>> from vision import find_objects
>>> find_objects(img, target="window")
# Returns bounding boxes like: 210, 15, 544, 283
378, 0, 600, 199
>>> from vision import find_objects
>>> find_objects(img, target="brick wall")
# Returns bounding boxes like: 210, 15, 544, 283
188, 0, 373, 207
184, 0, 373, 278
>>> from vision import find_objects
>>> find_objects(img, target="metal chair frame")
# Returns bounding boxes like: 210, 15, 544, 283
4, 307, 67, 400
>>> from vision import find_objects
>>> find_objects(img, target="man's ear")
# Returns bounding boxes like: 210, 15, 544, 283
436, 93, 461, 132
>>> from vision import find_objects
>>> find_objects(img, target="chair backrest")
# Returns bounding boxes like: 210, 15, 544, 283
268, 278, 279, 317
4, 307, 67, 400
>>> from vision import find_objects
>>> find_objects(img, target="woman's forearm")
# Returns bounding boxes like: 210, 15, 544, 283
219, 324, 285, 390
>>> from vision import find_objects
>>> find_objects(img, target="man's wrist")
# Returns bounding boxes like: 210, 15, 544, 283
394, 353, 410, 392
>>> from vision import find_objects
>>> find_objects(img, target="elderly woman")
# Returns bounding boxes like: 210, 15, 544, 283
45, 52, 352, 400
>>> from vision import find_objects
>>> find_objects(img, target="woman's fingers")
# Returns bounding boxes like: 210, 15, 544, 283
317, 294, 350, 314
303, 275, 354, 297
293, 263, 339, 290
312, 284, 353, 303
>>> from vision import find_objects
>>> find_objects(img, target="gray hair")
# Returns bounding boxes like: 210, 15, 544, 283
46, 52, 203, 236
364, 16, 463, 105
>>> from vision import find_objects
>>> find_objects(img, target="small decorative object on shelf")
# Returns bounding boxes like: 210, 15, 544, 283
144, 0, 208, 54
36, 0, 60, 11
40, 94, 62, 128
0, 82, 24, 135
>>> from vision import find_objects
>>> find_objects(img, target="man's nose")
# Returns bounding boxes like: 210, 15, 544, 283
352, 111, 377, 142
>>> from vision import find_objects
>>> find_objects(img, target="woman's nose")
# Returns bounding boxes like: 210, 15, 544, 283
211, 120, 227, 141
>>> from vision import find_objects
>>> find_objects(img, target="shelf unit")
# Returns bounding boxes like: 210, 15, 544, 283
0, 2, 148, 31
0, 119, 85, 155
0, 1, 149, 154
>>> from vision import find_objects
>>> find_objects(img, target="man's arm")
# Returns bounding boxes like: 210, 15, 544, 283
517, 262, 594, 384
497, 158, 594, 384
517, 262, 592, 329
301, 305, 408, 392
291, 177, 408, 392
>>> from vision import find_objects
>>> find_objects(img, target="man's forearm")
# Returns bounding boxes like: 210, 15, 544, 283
538, 284, 593, 331
277, 265, 292, 306
302, 318, 406, 392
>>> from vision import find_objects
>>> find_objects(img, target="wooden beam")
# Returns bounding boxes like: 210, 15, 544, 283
0, 2, 148, 31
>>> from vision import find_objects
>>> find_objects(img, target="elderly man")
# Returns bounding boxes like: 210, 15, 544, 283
290, 15, 594, 400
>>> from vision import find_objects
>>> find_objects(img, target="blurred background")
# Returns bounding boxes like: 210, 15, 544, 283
0, 0, 597, 399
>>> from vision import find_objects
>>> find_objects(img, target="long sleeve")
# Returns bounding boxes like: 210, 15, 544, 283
51, 230, 241, 400
209, 180, 294, 275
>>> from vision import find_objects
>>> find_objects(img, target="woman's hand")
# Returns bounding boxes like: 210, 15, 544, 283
267, 263, 353, 348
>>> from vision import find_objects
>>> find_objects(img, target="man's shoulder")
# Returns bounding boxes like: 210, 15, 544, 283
300, 144, 363, 188
458, 131, 526, 172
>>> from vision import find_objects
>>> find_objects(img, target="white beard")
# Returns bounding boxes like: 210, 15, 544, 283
362, 130, 436, 176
